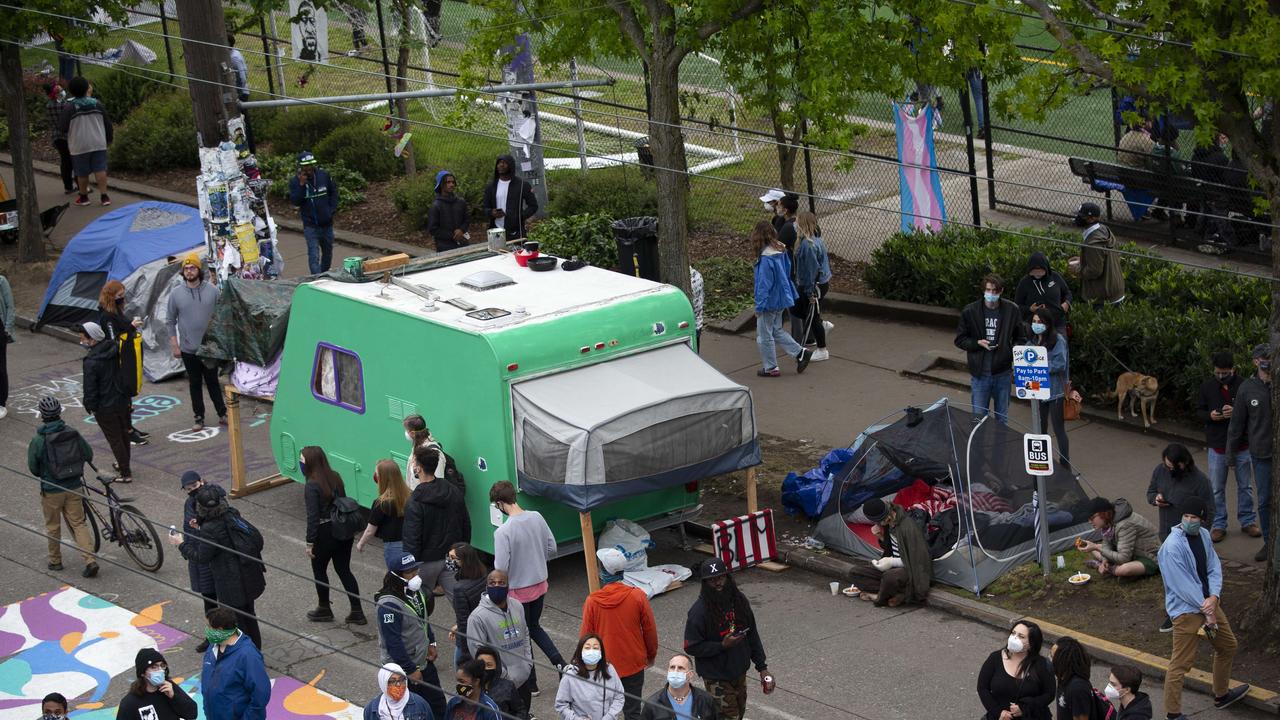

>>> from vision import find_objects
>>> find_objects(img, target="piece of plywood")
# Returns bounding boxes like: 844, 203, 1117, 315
693, 543, 789, 572
361, 253, 411, 274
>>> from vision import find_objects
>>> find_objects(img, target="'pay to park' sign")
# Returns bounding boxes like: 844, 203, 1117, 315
1013, 345, 1051, 401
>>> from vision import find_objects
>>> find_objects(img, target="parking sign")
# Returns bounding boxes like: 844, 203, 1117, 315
1012, 345, 1051, 401
1024, 433, 1054, 476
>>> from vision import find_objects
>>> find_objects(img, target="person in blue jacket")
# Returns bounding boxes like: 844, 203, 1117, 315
751, 220, 811, 377
288, 151, 339, 275
445, 659, 501, 720
1029, 309, 1078, 465
363, 663, 435, 720
200, 607, 270, 720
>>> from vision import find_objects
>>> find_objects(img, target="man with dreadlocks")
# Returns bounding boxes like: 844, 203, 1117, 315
683, 559, 772, 720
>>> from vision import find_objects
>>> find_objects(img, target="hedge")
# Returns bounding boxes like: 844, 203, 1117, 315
314, 122, 399, 182
864, 225, 1269, 412
545, 166, 658, 221
257, 105, 361, 155
527, 213, 616, 268
109, 92, 198, 171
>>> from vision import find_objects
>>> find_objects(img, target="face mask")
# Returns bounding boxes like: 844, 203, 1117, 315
983, 292, 999, 304
1073, 215, 1089, 228
667, 671, 688, 689
146, 669, 166, 686
299, 459, 307, 475
1261, 361, 1272, 372
444, 557, 459, 572
1216, 373, 1232, 384
487, 586, 508, 604
404, 574, 423, 593
205, 626, 237, 646
483, 668, 498, 685
1104, 684, 1121, 703
456, 683, 474, 697
1031, 322, 1047, 335
1006, 635, 1025, 653
1181, 519, 1201, 535
405, 431, 415, 444
761, 202, 774, 212
43, 714, 65, 720
581, 648, 602, 666
386, 683, 406, 702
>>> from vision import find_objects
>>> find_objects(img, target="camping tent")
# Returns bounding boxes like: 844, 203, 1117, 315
36, 201, 205, 381
811, 399, 1093, 593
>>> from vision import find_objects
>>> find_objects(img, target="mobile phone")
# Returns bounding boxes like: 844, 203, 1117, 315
733, 627, 750, 636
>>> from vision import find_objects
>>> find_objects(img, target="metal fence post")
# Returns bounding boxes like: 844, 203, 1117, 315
801, 124, 815, 212
259, 17, 275, 98
981, 72, 995, 210
571, 58, 588, 173
960, 85, 982, 227
158, 1, 176, 78
374, 0, 396, 115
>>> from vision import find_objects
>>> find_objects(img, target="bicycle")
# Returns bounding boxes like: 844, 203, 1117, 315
80, 462, 164, 572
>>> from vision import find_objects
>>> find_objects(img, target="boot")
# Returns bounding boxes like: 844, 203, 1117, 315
345, 609, 367, 625
306, 605, 335, 622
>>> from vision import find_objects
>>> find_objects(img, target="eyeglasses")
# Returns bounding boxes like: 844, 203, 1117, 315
386, 676, 407, 687
147, 662, 168, 671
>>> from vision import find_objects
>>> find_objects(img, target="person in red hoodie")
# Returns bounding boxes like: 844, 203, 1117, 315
581, 548, 658, 720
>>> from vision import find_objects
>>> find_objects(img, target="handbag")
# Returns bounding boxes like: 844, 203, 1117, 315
1064, 381, 1082, 421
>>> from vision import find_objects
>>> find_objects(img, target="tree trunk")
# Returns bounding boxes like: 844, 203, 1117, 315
175, 0, 231, 147
0, 43, 45, 262
395, 43, 416, 178
771, 112, 798, 193
648, 52, 691, 294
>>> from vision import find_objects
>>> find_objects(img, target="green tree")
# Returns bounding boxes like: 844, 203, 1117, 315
0, 1, 129, 262
1009, 0, 1280, 636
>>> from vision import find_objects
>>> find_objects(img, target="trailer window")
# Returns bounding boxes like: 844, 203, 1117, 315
602, 409, 743, 482
311, 343, 365, 413
521, 420, 570, 484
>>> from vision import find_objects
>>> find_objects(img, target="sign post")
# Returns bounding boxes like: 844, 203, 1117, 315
1014, 346, 1053, 576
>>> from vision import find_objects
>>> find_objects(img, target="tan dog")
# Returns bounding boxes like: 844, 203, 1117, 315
1112, 372, 1159, 427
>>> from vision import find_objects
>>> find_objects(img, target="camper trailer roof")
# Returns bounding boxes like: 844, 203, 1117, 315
313, 254, 672, 332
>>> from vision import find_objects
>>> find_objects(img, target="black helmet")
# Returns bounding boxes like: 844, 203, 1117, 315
38, 396, 63, 420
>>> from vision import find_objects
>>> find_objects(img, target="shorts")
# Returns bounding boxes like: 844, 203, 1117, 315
1137, 555, 1159, 575
71, 150, 107, 177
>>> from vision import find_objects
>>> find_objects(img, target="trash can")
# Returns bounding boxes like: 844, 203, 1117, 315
612, 216, 660, 281
634, 136, 654, 177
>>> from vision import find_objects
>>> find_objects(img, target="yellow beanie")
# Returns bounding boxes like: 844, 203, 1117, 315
182, 252, 201, 268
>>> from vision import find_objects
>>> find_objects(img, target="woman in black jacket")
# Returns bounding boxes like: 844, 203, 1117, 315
448, 542, 489, 663
181, 486, 265, 650
1145, 443, 1215, 539
302, 445, 365, 625
116, 648, 198, 720
977, 620, 1056, 720
97, 279, 147, 446
474, 645, 526, 720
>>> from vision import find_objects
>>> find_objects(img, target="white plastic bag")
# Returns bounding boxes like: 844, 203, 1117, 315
599, 519, 654, 572
622, 564, 694, 598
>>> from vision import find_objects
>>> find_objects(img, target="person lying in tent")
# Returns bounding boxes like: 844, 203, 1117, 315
847, 498, 932, 607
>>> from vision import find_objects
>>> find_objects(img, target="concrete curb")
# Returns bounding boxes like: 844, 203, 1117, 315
774, 542, 1280, 715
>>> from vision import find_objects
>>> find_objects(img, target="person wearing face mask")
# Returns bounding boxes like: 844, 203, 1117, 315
448, 543, 490, 664
554, 634, 626, 720
641, 653, 719, 720
473, 646, 526, 720
758, 188, 787, 236
1156, 498, 1250, 718
116, 648, 198, 720
179, 485, 266, 650
467, 570, 535, 712
489, 480, 565, 677
847, 498, 932, 607
356, 460, 411, 571
1071, 202, 1125, 306
1196, 351, 1255, 544
40, 693, 69, 720
581, 548, 659, 720
1013, 252, 1072, 331
403, 445, 471, 602
1076, 497, 1159, 579
976, 620, 1055, 720
301, 445, 365, 625
683, 559, 770, 720
362, 663, 434, 720
80, 320, 133, 483
166, 254, 225, 431
1227, 343, 1274, 563
200, 608, 270, 720
446, 659, 502, 720
170, 470, 224, 651
1030, 309, 1077, 464
1104, 665, 1152, 720
955, 274, 1027, 424
1146, 444, 1215, 543
375, 553, 446, 720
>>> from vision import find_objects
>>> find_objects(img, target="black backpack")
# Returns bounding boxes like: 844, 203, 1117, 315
421, 442, 466, 494
329, 496, 364, 541
43, 428, 87, 481
1091, 688, 1117, 720
226, 511, 267, 600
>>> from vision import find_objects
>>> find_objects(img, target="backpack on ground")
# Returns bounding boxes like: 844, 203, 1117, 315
329, 495, 364, 541
43, 428, 88, 481
1091, 688, 1117, 720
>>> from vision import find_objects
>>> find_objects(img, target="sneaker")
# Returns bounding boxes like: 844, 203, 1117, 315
100, 193, 111, 206
82, 562, 99, 578
0, 406, 7, 420
822, 320, 834, 334
129, 429, 150, 446
811, 348, 830, 361
195, 639, 210, 653
64, 187, 77, 194
796, 348, 813, 374
1214, 685, 1250, 709
134, 428, 151, 439
306, 606, 335, 622
345, 610, 367, 625
218, 415, 229, 427
1210, 528, 1226, 543
48, 561, 63, 571
1159, 616, 1173, 633
192, 418, 205, 432
73, 194, 91, 206
756, 368, 781, 377
1257, 544, 1270, 563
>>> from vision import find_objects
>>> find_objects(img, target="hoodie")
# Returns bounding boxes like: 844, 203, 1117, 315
428, 170, 471, 252
1195, 372, 1247, 452
165, 280, 220, 355
478, 650, 525, 720
482, 155, 539, 239
1098, 498, 1160, 565
1013, 252, 1073, 328
57, 95, 112, 156
553, 663, 626, 720
402, 478, 470, 561
1116, 692, 1153, 720
451, 571, 487, 659
288, 167, 339, 228
580, 581, 658, 676
117, 655, 199, 720
1079, 224, 1126, 304
82, 338, 130, 413
201, 634, 271, 720
754, 246, 797, 313
28, 419, 93, 493
466, 595, 533, 687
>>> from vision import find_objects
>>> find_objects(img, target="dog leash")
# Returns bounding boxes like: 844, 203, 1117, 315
1094, 337, 1136, 374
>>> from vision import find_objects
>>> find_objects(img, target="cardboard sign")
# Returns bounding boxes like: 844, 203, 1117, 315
711, 509, 778, 571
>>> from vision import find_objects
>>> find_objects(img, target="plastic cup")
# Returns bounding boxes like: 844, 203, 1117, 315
829, 581, 840, 595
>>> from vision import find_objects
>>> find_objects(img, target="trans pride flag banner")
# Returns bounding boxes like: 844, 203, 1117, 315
893, 102, 948, 233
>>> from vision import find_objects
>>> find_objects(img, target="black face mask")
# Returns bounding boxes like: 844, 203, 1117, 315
483, 668, 498, 686
1073, 215, 1090, 228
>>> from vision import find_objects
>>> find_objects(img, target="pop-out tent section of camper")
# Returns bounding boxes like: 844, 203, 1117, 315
512, 343, 761, 512
35, 201, 205, 382
810, 400, 1094, 593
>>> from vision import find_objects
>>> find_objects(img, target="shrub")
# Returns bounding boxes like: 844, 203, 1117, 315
695, 256, 755, 321
258, 106, 360, 156
527, 213, 616, 268
258, 153, 368, 211
546, 166, 658, 221
864, 224, 1268, 413
391, 162, 490, 231
314, 123, 399, 182
109, 92, 198, 171
89, 67, 168, 126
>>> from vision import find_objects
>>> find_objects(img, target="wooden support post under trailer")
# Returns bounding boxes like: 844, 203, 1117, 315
225, 385, 291, 498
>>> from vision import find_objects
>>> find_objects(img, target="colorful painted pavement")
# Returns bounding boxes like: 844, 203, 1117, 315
0, 587, 361, 720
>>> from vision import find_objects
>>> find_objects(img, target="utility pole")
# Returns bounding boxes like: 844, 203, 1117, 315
175, 0, 233, 147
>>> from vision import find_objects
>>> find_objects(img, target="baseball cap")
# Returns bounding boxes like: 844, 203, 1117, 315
596, 548, 627, 575
180, 470, 202, 489
698, 557, 730, 580
758, 188, 786, 204
298, 151, 318, 166
391, 553, 422, 574
1252, 343, 1271, 359
1076, 201, 1102, 219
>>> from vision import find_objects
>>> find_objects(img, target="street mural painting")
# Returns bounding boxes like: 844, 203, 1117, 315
84, 395, 182, 426
5, 374, 87, 420
70, 674, 361, 720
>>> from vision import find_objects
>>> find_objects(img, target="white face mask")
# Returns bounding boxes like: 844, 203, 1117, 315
405, 431, 415, 444
581, 648, 602, 666
397, 573, 422, 593
667, 670, 688, 689
1104, 684, 1121, 703
1007, 635, 1025, 653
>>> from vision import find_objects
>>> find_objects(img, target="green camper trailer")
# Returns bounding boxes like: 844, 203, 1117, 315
269, 252, 761, 556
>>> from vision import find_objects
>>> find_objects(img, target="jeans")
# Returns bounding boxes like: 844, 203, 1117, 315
756, 309, 803, 372
181, 352, 226, 422
1254, 457, 1272, 542
967, 70, 986, 129
1207, 448, 1255, 530
969, 372, 1011, 424
310, 525, 361, 612
303, 223, 335, 275
521, 593, 564, 666
381, 540, 404, 571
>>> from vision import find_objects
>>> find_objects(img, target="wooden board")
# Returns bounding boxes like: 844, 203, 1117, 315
692, 543, 790, 573
362, 253, 411, 274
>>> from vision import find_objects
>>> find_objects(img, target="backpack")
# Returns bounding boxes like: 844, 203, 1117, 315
1091, 688, 1117, 720
43, 428, 87, 482
226, 511, 267, 600
329, 495, 364, 541
420, 442, 465, 494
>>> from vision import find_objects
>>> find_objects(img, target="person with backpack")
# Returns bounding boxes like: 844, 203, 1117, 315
166, 471, 224, 651
403, 414, 466, 495
27, 396, 98, 578
356, 460, 411, 570
180, 485, 266, 650
301, 445, 366, 625
97, 279, 148, 447
1050, 637, 1103, 720
375, 552, 446, 719
403, 444, 470, 599
81, 321, 132, 483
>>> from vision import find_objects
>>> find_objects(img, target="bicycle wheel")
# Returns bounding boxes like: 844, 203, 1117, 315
117, 504, 164, 572
83, 498, 102, 554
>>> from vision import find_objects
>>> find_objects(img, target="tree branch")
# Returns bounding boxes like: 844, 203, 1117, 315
1074, 0, 1146, 29
1020, 0, 1149, 97
605, 0, 648, 59
693, 0, 767, 43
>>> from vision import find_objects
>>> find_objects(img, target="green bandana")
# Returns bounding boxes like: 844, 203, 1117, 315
205, 627, 238, 646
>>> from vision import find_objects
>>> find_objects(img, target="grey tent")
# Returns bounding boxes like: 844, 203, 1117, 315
512, 343, 761, 511
811, 399, 1094, 593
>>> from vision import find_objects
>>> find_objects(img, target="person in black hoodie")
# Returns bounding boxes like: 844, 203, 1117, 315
448, 542, 489, 664
402, 444, 471, 597
954, 274, 1028, 425
180, 485, 265, 650
1013, 252, 1072, 331
474, 645, 527, 720
1146, 443, 1215, 540
1195, 352, 1256, 543
481, 154, 538, 240
1105, 665, 1152, 720
116, 648, 198, 720
80, 321, 133, 482
169, 470, 222, 651
683, 559, 770, 720
428, 170, 471, 252
301, 445, 365, 625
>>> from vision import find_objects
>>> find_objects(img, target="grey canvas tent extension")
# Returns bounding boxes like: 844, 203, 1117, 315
812, 399, 1094, 592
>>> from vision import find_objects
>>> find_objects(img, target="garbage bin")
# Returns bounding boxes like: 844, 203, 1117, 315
612, 216, 660, 281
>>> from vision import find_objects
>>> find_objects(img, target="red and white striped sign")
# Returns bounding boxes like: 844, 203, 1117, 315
711, 509, 778, 571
